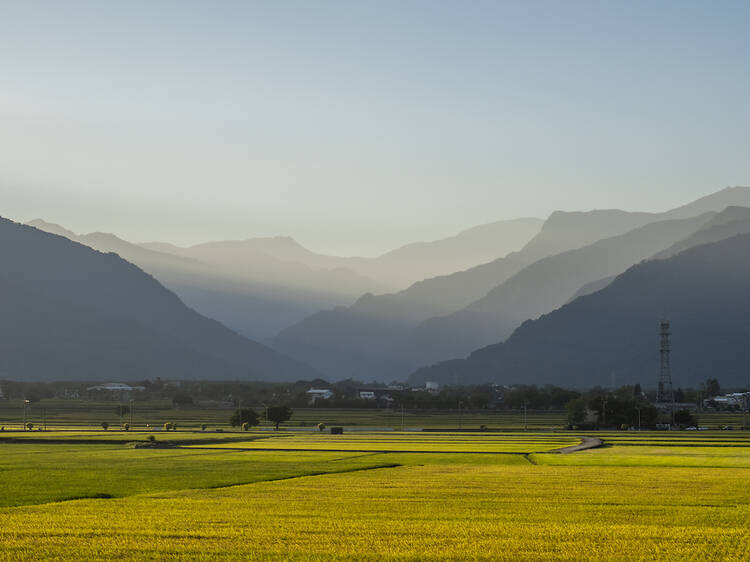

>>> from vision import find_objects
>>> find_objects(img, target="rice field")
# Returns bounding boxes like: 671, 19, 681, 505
183, 431, 580, 453
1, 430, 749, 560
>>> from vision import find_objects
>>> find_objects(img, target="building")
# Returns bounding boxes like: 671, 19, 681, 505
356, 388, 394, 402
425, 381, 440, 394
704, 392, 750, 410
306, 388, 334, 404
412, 382, 440, 395
85, 382, 145, 400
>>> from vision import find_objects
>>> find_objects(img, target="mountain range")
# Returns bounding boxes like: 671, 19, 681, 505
0, 218, 318, 381
11, 185, 750, 387
28, 217, 541, 343
275, 187, 750, 380
410, 230, 750, 389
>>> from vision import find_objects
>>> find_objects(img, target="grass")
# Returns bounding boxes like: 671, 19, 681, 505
2, 431, 750, 559
532, 445, 750, 468
0, 399, 570, 429
1, 460, 749, 559
0, 443, 400, 508
0, 429, 283, 444
3, 398, 747, 432
183, 431, 580, 453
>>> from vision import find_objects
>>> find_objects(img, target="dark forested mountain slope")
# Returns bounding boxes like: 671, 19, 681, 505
410, 232, 750, 389
399, 213, 714, 366
0, 218, 318, 381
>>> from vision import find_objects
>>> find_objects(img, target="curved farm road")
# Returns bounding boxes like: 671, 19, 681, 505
549, 436, 603, 454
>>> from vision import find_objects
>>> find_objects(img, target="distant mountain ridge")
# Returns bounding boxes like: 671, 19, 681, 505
275, 186, 750, 381
397, 212, 716, 366
274, 207, 675, 380
410, 231, 750, 389
0, 217, 319, 381
28, 215, 541, 344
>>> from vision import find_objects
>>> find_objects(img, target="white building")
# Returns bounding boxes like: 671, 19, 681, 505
306, 388, 334, 404
86, 382, 145, 400
359, 391, 376, 400
704, 392, 750, 410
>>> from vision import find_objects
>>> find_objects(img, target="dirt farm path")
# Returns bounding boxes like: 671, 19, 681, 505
550, 436, 603, 454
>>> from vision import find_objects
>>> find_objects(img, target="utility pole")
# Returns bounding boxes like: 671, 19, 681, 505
657, 319, 675, 424
636, 406, 641, 431
458, 401, 463, 430
43, 408, 47, 431
22, 399, 29, 430
401, 403, 404, 432
523, 400, 528, 431
601, 396, 607, 427
238, 399, 243, 430
129, 399, 134, 428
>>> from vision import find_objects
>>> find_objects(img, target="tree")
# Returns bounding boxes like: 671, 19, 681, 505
101, 422, 109, 431
267, 405, 292, 430
566, 397, 588, 426
317, 423, 326, 432
172, 392, 194, 407
116, 405, 131, 416
674, 409, 697, 427
703, 378, 721, 398
229, 408, 259, 428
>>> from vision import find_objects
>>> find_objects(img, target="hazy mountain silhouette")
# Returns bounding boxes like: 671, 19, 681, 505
274, 207, 671, 380
660, 186, 750, 219
399, 213, 715, 365
653, 206, 750, 259
277, 187, 750, 381
28, 220, 382, 342
566, 206, 750, 302
354, 217, 543, 286
142, 217, 543, 290
0, 218, 318, 381
410, 232, 750, 388
518, 209, 657, 263
273, 254, 529, 379
27, 217, 541, 344
397, 189, 750, 368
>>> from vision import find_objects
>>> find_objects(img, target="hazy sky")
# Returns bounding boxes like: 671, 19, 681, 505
1, 1, 749, 256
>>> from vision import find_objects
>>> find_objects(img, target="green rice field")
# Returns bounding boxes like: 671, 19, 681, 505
1, 427, 750, 559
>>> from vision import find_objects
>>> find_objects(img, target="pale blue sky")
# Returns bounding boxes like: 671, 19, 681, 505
1, 1, 748, 255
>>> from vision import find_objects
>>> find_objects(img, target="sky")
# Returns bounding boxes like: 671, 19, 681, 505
1, 1, 749, 256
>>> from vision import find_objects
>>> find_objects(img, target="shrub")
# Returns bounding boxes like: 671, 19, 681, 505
242, 422, 250, 431
318, 423, 326, 431
123, 423, 130, 431
201, 424, 207, 431
147, 435, 156, 443
26, 422, 33, 430
163, 422, 172, 431
101, 422, 109, 431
